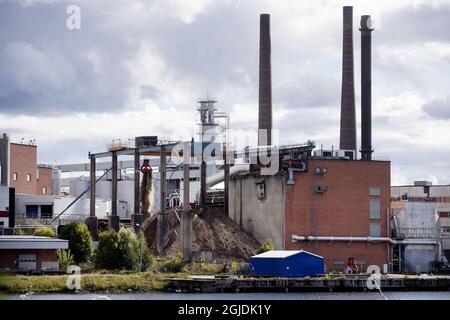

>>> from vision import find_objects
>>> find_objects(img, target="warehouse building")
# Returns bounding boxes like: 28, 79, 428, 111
249, 250, 324, 278
0, 236, 68, 271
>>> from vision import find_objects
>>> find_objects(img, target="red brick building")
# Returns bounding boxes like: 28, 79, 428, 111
9, 143, 37, 195
6, 143, 53, 196
228, 151, 391, 272
285, 159, 391, 272
36, 165, 53, 195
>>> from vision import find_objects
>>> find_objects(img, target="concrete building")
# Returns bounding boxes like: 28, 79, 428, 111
0, 235, 68, 271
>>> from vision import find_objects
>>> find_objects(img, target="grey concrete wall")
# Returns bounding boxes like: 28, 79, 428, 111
228, 173, 285, 249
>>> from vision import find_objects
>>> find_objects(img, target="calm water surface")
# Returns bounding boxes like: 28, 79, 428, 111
7, 291, 450, 300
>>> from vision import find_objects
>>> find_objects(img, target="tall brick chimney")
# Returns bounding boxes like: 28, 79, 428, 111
258, 13, 272, 146
339, 6, 357, 155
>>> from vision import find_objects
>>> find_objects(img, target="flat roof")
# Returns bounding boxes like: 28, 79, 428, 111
251, 250, 323, 259
0, 236, 68, 250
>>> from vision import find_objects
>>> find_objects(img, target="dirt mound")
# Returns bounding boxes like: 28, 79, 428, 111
143, 207, 260, 261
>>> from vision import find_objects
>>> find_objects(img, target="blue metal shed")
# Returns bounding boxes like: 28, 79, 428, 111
249, 250, 324, 278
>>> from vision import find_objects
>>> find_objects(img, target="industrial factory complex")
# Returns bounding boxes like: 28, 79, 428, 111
0, 6, 449, 278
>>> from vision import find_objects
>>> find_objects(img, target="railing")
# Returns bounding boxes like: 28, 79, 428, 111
441, 228, 450, 239
371, 155, 390, 161
396, 227, 441, 239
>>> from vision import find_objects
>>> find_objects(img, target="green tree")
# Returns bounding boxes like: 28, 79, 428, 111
95, 230, 120, 269
33, 227, 56, 238
59, 223, 92, 264
256, 238, 275, 254
95, 228, 151, 271
57, 249, 74, 271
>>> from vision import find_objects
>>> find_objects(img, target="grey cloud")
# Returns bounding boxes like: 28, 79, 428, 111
422, 96, 450, 119
275, 72, 340, 109
0, 0, 134, 115
379, 4, 450, 44
140, 85, 162, 100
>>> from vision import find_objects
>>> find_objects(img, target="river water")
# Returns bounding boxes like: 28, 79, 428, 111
6, 291, 450, 300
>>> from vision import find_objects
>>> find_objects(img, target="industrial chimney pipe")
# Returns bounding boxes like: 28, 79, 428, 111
258, 13, 272, 146
339, 6, 357, 155
360, 15, 374, 160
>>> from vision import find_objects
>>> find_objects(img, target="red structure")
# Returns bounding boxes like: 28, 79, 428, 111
140, 159, 152, 173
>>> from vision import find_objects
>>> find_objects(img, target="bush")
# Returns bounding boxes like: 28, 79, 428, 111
158, 252, 185, 273
95, 230, 120, 269
57, 249, 74, 271
256, 238, 275, 254
15, 229, 27, 236
95, 228, 151, 271
34, 227, 56, 238
59, 223, 92, 264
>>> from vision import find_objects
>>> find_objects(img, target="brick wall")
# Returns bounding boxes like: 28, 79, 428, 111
37, 167, 53, 195
9, 143, 37, 195
284, 159, 391, 270
0, 249, 58, 270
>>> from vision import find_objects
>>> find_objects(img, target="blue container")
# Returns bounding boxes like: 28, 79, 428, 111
249, 250, 324, 278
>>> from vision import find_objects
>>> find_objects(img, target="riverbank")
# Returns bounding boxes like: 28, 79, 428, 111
0, 272, 168, 294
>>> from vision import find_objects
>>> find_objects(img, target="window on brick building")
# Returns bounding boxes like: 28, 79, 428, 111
26, 173, 31, 182
439, 212, 450, 218
369, 199, 381, 219
42, 187, 47, 195
369, 187, 381, 196
370, 223, 381, 237
13, 172, 18, 181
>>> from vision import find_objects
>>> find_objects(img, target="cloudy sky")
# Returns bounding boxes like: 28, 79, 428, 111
1, 0, 450, 185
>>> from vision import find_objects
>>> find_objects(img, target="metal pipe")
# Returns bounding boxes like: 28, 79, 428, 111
206, 164, 250, 188
286, 165, 306, 185
292, 234, 441, 245
360, 15, 374, 160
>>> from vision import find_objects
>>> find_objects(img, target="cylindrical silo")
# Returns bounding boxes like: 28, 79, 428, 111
69, 179, 90, 199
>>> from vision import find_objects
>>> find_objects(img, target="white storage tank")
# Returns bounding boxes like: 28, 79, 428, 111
96, 180, 111, 200
52, 169, 61, 196
69, 179, 90, 199
118, 179, 134, 214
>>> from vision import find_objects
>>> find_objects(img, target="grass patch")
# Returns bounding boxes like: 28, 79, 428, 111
0, 272, 166, 294
0, 258, 229, 294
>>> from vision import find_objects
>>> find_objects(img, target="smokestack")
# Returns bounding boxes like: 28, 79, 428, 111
258, 13, 272, 146
0, 133, 10, 186
360, 15, 374, 160
339, 6, 356, 155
